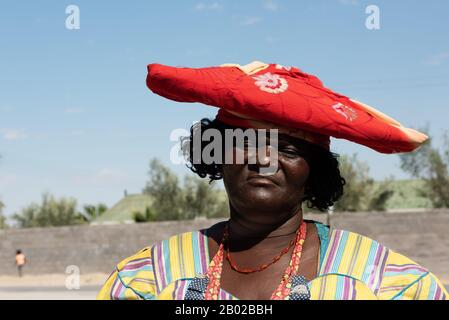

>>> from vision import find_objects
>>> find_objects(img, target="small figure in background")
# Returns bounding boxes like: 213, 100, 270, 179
15, 249, 26, 277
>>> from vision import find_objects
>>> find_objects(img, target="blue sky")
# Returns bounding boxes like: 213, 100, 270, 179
1, 0, 448, 216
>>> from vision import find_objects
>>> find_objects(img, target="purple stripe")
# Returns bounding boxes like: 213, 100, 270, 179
199, 232, 209, 272
367, 246, 382, 288
121, 260, 152, 271
323, 230, 342, 273
110, 276, 119, 300
125, 257, 151, 265
154, 244, 166, 292
177, 281, 187, 300
173, 279, 179, 300
435, 285, 442, 300
174, 280, 188, 300
160, 242, 168, 288
379, 285, 406, 292
114, 278, 124, 299
385, 265, 428, 273
351, 278, 357, 300
343, 277, 350, 299
374, 249, 389, 294
387, 263, 424, 267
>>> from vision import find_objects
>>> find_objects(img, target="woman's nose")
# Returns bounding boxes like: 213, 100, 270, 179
256, 145, 272, 166
252, 145, 279, 175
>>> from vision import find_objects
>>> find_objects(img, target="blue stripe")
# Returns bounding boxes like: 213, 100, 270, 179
118, 266, 153, 278
192, 232, 202, 274
335, 275, 344, 299
329, 230, 350, 273
116, 271, 156, 300
427, 274, 437, 299
162, 239, 172, 285
361, 241, 378, 283
315, 222, 330, 270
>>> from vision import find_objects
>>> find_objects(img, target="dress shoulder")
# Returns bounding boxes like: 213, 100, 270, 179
321, 228, 447, 300
97, 230, 207, 300
377, 249, 448, 300
97, 246, 156, 300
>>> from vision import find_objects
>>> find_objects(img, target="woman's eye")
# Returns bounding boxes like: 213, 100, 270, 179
280, 148, 301, 157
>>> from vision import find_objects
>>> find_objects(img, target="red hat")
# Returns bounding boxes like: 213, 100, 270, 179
146, 61, 428, 153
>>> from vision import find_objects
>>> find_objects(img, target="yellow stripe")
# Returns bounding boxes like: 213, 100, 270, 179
309, 277, 324, 300
337, 232, 357, 274
123, 288, 139, 300
351, 236, 373, 279
168, 236, 182, 281
322, 276, 338, 300
347, 235, 362, 276
181, 232, 196, 278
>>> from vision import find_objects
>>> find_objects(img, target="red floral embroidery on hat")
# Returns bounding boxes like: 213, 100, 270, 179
253, 72, 288, 94
332, 103, 358, 122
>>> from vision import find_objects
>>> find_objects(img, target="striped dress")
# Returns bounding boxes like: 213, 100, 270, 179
97, 224, 448, 300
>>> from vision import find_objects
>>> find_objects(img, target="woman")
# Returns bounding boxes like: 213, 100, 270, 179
98, 61, 447, 300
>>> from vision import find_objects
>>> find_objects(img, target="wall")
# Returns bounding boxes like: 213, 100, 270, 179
1, 211, 448, 282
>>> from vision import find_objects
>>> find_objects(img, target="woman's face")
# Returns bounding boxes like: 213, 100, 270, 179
221, 133, 311, 223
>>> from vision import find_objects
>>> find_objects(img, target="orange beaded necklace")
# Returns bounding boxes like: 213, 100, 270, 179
204, 220, 307, 300
224, 223, 300, 274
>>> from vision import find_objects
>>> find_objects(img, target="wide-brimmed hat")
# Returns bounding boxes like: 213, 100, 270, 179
146, 61, 427, 153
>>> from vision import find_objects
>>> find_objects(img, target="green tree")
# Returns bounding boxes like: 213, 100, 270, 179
0, 200, 7, 229
143, 158, 229, 220
12, 193, 85, 228
334, 154, 394, 212
133, 206, 156, 223
399, 130, 449, 208
80, 203, 108, 222
182, 176, 229, 219
367, 178, 395, 211
143, 159, 183, 220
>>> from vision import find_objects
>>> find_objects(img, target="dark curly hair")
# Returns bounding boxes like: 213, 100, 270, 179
181, 118, 345, 212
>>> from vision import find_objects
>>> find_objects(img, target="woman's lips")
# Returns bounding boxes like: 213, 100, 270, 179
246, 174, 280, 186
